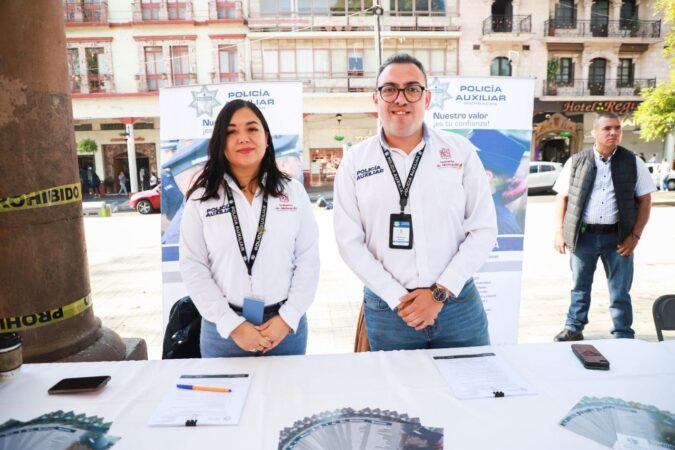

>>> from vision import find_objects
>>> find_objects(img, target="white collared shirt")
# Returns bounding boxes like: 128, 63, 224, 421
179, 176, 319, 338
553, 148, 656, 224
333, 124, 497, 310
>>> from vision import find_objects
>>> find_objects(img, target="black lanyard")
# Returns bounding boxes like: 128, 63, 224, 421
381, 144, 426, 214
224, 182, 268, 277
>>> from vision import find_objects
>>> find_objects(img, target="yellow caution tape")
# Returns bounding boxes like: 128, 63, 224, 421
0, 294, 92, 333
0, 182, 82, 213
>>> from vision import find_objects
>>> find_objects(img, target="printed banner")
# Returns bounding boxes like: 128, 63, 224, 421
426, 76, 535, 344
159, 81, 304, 327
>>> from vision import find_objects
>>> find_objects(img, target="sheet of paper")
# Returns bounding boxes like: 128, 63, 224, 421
148, 373, 252, 427
433, 352, 537, 399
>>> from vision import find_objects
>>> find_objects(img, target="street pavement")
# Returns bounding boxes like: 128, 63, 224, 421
83, 191, 675, 360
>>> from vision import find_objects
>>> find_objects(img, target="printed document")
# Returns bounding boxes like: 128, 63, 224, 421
149, 373, 252, 426
433, 352, 536, 399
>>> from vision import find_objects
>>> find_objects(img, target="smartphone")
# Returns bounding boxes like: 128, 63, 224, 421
571, 344, 610, 370
48, 376, 111, 394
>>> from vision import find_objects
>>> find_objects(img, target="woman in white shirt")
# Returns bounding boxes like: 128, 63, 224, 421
179, 100, 319, 357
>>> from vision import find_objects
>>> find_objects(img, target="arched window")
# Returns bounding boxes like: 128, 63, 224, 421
490, 57, 511, 76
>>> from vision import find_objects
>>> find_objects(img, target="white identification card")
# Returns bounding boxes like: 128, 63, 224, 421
389, 213, 413, 249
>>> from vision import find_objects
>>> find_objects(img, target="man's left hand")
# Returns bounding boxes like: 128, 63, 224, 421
397, 289, 444, 330
255, 316, 292, 353
617, 234, 639, 256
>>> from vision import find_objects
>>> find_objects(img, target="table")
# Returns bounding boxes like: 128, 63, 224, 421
1, 339, 673, 449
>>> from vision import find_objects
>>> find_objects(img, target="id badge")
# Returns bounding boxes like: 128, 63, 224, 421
242, 296, 265, 325
389, 214, 413, 249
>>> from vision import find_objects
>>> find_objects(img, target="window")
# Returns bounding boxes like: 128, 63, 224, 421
490, 57, 511, 76
144, 46, 165, 91
141, 0, 161, 20
85, 47, 107, 93
389, 0, 443, 16
529, 165, 539, 174
556, 0, 576, 26
216, 1, 240, 18
260, 0, 292, 16
348, 51, 364, 75
540, 165, 555, 172
556, 57, 573, 85
64, 0, 106, 22
218, 46, 239, 82
67, 49, 81, 93
620, 0, 637, 29
617, 59, 634, 87
167, 0, 187, 19
171, 46, 190, 86
383, 40, 455, 76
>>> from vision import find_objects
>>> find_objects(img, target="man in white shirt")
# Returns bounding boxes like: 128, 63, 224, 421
552, 112, 655, 341
333, 53, 497, 351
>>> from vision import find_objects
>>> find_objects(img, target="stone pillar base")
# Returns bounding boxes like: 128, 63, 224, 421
57, 327, 147, 362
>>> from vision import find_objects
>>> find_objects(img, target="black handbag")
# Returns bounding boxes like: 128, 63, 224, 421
162, 296, 202, 359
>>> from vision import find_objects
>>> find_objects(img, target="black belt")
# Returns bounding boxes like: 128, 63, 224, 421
228, 300, 286, 315
583, 223, 618, 234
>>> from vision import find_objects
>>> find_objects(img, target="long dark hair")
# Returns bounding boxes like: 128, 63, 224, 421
186, 99, 290, 202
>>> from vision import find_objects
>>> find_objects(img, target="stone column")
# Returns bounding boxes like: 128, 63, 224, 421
0, 0, 134, 362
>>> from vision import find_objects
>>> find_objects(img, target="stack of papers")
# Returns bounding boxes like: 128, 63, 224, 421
560, 397, 675, 449
0, 410, 120, 450
148, 373, 252, 426
278, 407, 444, 450
432, 352, 536, 399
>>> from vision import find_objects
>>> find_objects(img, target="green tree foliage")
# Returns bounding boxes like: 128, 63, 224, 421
634, 81, 675, 141
634, 0, 675, 141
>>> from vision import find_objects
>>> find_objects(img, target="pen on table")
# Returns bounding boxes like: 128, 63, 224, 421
177, 384, 232, 393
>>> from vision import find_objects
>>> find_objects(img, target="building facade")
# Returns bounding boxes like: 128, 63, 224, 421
65, 0, 670, 192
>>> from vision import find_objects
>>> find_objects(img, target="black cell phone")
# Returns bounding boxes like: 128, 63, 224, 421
571, 344, 610, 371
48, 376, 111, 394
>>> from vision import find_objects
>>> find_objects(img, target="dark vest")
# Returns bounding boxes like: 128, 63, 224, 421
563, 146, 637, 251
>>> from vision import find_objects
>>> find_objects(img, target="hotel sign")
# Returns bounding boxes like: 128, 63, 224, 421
562, 101, 641, 115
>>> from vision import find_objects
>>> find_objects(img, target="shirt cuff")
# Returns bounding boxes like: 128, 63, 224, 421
215, 311, 246, 339
436, 271, 467, 299
278, 303, 303, 333
378, 284, 409, 310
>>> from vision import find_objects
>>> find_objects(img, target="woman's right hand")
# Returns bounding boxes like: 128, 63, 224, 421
230, 322, 273, 353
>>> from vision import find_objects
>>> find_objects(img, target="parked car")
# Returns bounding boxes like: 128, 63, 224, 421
527, 161, 563, 194
645, 163, 661, 189
129, 184, 161, 214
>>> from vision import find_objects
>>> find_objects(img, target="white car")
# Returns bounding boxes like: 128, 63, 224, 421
528, 161, 563, 194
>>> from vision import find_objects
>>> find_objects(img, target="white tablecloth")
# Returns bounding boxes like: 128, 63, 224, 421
1, 339, 673, 449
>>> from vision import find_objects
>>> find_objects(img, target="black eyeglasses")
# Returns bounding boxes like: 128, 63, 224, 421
376, 84, 426, 103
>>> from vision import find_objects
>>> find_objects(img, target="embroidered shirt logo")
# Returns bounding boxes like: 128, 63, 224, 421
356, 165, 384, 180
205, 204, 231, 217
437, 147, 463, 169
276, 192, 297, 211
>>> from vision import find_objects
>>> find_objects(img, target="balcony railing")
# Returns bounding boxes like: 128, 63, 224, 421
544, 78, 656, 96
70, 73, 114, 94
545, 19, 661, 38
482, 15, 531, 34
64, 1, 108, 23
248, 12, 456, 32
252, 72, 377, 93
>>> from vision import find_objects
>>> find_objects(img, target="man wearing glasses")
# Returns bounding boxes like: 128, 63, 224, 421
333, 53, 497, 351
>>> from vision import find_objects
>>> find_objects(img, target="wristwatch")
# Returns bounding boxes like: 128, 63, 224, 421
431, 283, 451, 304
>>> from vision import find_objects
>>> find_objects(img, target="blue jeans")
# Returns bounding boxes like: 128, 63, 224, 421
200, 313, 308, 358
362, 279, 490, 351
567, 231, 634, 338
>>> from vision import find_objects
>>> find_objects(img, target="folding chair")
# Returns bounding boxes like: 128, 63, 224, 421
652, 295, 675, 341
